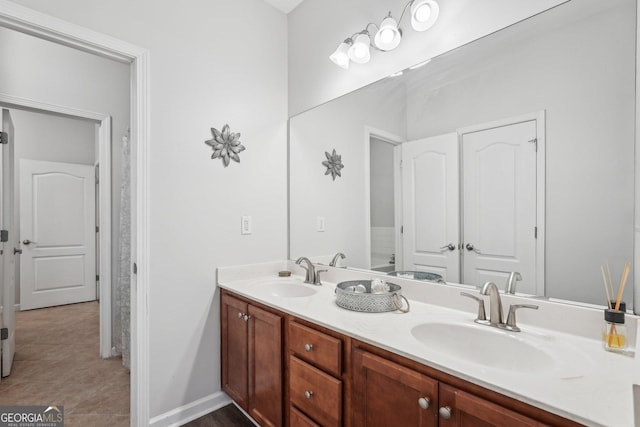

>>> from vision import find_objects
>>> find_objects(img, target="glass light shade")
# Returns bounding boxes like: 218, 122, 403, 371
411, 0, 440, 31
374, 16, 402, 51
329, 41, 351, 69
348, 33, 371, 64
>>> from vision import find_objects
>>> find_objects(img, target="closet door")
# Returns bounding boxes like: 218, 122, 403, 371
461, 120, 537, 294
401, 133, 459, 282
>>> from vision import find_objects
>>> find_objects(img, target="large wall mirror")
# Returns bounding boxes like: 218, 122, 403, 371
289, 0, 636, 308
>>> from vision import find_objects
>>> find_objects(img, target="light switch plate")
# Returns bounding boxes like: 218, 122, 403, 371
317, 216, 325, 232
241, 216, 252, 235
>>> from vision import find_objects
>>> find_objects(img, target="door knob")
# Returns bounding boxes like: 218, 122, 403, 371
13, 248, 22, 255
22, 239, 33, 245
440, 243, 455, 252
439, 406, 452, 419
465, 243, 481, 254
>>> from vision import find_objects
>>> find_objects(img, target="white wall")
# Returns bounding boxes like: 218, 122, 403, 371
3, 0, 288, 419
288, 0, 567, 116
290, 82, 405, 268
404, 2, 635, 304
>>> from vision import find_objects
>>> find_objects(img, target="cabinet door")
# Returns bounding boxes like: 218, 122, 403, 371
439, 384, 547, 427
249, 304, 283, 427
352, 349, 438, 427
221, 293, 249, 410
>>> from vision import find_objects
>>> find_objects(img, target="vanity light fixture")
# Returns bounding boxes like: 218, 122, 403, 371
349, 32, 372, 64
329, 0, 440, 69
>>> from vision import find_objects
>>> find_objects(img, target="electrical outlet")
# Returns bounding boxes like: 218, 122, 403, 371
317, 216, 325, 232
241, 216, 252, 235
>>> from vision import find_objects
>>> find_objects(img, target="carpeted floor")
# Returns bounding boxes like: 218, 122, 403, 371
0, 301, 130, 426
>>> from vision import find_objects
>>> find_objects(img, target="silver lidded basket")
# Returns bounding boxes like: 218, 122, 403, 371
335, 280, 409, 313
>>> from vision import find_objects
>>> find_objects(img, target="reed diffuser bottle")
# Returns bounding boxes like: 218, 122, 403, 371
603, 302, 626, 353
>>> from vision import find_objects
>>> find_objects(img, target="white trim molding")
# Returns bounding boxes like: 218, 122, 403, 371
0, 1, 152, 425
148, 391, 232, 427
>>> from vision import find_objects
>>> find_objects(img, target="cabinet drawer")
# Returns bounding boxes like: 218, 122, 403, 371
290, 406, 321, 427
289, 321, 342, 376
290, 356, 342, 427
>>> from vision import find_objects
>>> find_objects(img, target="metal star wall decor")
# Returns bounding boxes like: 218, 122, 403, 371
322, 149, 344, 180
205, 124, 245, 167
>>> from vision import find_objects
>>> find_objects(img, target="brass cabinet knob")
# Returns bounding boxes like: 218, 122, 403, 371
304, 344, 313, 352
304, 390, 313, 399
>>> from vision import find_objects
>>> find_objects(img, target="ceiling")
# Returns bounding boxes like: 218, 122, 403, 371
262, 0, 305, 14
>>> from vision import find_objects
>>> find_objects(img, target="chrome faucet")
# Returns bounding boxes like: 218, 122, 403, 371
480, 281, 504, 327
296, 257, 316, 284
295, 257, 326, 285
505, 272, 522, 294
329, 252, 345, 267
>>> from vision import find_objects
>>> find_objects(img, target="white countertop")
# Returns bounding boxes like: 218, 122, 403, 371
217, 261, 640, 427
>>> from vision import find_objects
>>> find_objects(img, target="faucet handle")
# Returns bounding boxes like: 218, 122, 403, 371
460, 292, 487, 323
505, 304, 538, 332
315, 269, 328, 285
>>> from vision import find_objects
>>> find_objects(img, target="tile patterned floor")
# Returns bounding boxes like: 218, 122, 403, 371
0, 301, 130, 427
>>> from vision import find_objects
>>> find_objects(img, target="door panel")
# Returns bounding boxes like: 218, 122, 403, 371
1, 109, 16, 377
462, 121, 537, 294
19, 159, 96, 310
402, 133, 459, 282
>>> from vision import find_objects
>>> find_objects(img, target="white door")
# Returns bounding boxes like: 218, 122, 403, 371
461, 121, 537, 293
1, 109, 16, 377
20, 159, 96, 310
402, 133, 460, 282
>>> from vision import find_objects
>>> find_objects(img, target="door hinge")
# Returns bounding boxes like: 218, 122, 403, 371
0, 132, 7, 144
133, 262, 138, 274
400, 226, 404, 234
96, 226, 99, 233
0, 230, 7, 242
96, 274, 100, 282
534, 226, 538, 239
0, 328, 8, 340
528, 138, 538, 152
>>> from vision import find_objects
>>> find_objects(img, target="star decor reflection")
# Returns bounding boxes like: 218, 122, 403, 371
322, 149, 344, 180
205, 124, 245, 167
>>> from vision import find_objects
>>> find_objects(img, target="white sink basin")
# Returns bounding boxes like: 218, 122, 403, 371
250, 279, 318, 298
410, 321, 592, 377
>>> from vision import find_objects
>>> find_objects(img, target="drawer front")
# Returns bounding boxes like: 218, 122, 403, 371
290, 406, 321, 427
290, 356, 342, 427
289, 321, 342, 376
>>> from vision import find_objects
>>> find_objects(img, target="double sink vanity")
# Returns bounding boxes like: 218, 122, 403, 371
218, 260, 640, 426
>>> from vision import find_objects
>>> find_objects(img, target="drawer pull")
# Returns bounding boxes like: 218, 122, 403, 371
243, 314, 251, 321
439, 406, 452, 419
237, 312, 243, 319
304, 343, 314, 352
304, 390, 314, 399
418, 397, 430, 410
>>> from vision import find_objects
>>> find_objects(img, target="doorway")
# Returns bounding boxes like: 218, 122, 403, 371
0, 4, 151, 423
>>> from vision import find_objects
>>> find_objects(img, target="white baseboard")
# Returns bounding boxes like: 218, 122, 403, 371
148, 391, 232, 427
14, 304, 20, 311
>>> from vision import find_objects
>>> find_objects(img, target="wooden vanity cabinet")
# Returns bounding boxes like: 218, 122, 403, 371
352, 348, 438, 427
221, 289, 581, 427
221, 290, 283, 427
351, 340, 581, 427
287, 320, 349, 427
438, 384, 545, 427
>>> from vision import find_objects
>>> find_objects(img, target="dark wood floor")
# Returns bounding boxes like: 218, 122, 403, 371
183, 404, 255, 426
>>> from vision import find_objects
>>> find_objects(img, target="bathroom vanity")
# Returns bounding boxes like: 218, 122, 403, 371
218, 261, 639, 427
